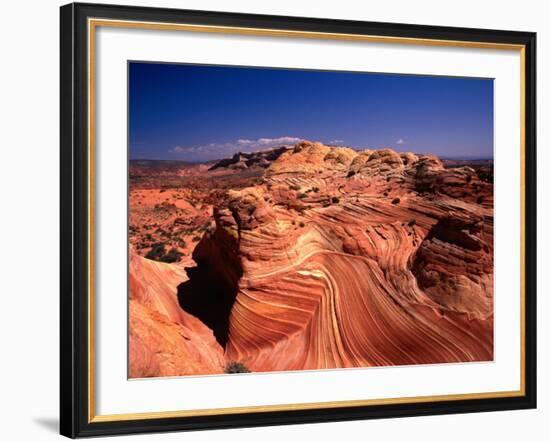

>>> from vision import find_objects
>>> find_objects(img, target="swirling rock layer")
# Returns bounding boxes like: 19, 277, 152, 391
183, 141, 493, 372
129, 251, 224, 377
130, 141, 493, 376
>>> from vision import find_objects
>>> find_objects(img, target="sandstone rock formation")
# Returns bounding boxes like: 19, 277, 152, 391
129, 249, 224, 377
209, 146, 291, 171
179, 141, 493, 373
129, 141, 494, 377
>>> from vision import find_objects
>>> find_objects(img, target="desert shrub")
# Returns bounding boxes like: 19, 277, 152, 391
383, 192, 389, 197
477, 196, 484, 204
408, 219, 416, 227
289, 184, 301, 191
297, 193, 307, 199
299, 221, 305, 228
159, 247, 182, 263
145, 243, 182, 263
192, 235, 201, 242
225, 361, 250, 374
331, 196, 340, 204
312, 187, 320, 193
391, 197, 401, 205
347, 170, 356, 178
145, 243, 166, 261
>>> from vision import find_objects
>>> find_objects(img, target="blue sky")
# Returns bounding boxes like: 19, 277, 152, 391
129, 62, 493, 162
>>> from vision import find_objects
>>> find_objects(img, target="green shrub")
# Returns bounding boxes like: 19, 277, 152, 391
145, 243, 166, 261
145, 243, 182, 263
225, 361, 250, 374
160, 247, 183, 263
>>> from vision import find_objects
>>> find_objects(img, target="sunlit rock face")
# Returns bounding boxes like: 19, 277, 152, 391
128, 250, 224, 377
185, 142, 493, 372
129, 141, 493, 377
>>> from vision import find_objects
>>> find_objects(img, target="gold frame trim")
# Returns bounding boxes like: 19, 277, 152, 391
87, 18, 527, 424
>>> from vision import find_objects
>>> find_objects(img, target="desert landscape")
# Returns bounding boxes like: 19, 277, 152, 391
128, 140, 494, 378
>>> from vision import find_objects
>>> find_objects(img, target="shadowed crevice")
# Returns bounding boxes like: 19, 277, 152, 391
176, 226, 243, 348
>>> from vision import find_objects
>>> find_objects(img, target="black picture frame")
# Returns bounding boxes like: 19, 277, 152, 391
60, 2, 537, 438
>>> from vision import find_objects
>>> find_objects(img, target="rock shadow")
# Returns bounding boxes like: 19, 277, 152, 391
177, 235, 243, 348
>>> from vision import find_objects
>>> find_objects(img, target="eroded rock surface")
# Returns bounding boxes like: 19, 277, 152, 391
180, 142, 493, 372
130, 141, 494, 376
129, 250, 224, 377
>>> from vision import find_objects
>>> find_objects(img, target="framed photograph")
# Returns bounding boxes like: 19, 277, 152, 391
60, 2, 537, 438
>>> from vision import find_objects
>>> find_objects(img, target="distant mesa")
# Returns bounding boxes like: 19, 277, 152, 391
208, 146, 291, 171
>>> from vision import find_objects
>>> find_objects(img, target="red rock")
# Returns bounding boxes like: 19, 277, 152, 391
128, 249, 224, 378
187, 143, 493, 372
130, 142, 494, 376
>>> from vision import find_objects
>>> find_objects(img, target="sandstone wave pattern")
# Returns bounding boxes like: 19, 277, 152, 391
129, 141, 494, 377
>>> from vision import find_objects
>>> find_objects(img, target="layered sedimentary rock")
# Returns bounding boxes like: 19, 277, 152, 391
129, 250, 224, 377
209, 146, 291, 171
177, 141, 494, 373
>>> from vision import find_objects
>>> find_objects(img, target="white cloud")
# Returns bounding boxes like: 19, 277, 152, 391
169, 136, 303, 161
328, 139, 344, 145
396, 138, 405, 145
231, 136, 303, 148
169, 145, 186, 153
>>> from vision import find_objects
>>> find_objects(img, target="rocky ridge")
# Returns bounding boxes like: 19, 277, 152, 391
130, 140, 494, 376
